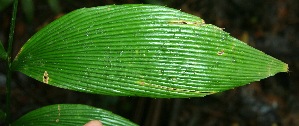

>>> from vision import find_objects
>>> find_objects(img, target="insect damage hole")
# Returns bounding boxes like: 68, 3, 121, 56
43, 71, 49, 84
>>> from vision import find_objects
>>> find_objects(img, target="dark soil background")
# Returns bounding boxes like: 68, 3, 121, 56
0, 0, 298, 126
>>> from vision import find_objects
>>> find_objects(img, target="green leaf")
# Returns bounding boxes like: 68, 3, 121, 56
12, 104, 137, 126
12, 4, 288, 98
0, 40, 7, 60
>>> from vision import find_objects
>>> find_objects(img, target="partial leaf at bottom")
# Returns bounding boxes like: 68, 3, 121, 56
12, 104, 138, 126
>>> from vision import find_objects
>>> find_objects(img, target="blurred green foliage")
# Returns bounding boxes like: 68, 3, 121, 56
0, 0, 13, 12
0, 0, 62, 22
0, 109, 6, 122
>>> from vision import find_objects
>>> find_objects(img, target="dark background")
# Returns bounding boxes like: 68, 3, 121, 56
0, 0, 298, 125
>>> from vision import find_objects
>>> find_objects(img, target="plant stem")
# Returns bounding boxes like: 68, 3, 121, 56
5, 0, 18, 124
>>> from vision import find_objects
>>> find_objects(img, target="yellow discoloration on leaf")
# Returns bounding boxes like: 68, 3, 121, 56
58, 104, 60, 111
56, 104, 61, 122
137, 80, 145, 85
284, 64, 289, 73
58, 104, 61, 116
136, 80, 215, 96
15, 47, 24, 59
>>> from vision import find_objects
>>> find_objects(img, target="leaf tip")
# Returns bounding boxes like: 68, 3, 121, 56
284, 63, 289, 73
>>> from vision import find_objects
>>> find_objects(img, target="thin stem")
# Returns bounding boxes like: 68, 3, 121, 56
7, 0, 18, 57
5, 71, 12, 124
5, 0, 18, 124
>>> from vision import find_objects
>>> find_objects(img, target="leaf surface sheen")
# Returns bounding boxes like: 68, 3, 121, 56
12, 4, 288, 98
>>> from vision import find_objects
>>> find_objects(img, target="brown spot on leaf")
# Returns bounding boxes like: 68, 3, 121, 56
169, 20, 205, 26
217, 50, 224, 55
43, 71, 49, 84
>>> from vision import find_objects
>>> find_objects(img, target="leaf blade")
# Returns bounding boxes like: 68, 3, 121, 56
12, 104, 137, 126
12, 4, 288, 98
